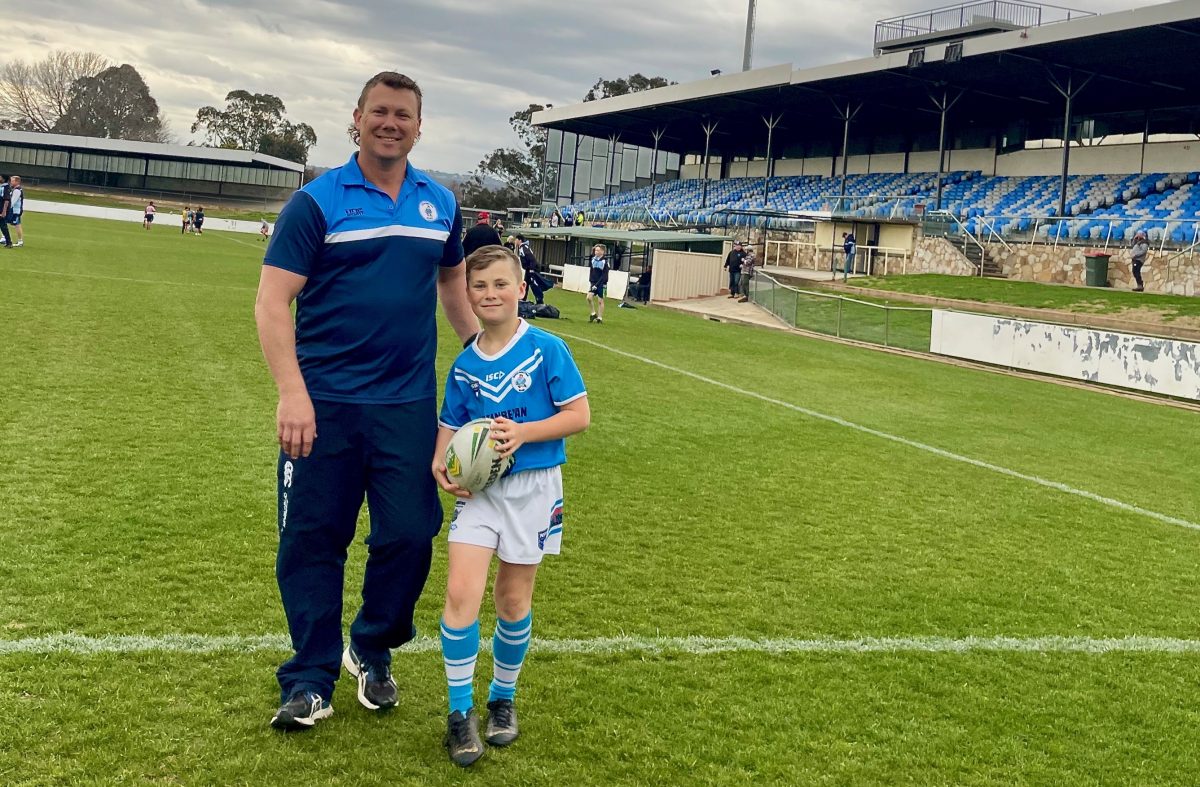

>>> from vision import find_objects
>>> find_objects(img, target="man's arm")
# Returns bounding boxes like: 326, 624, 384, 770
437, 262, 478, 344
254, 265, 314, 459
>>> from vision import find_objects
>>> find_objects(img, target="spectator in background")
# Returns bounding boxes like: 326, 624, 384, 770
463, 210, 501, 257
514, 234, 545, 305
587, 243, 610, 323
0, 175, 11, 248
574, 211, 585, 227
143, 201, 157, 230
841, 231, 856, 280
724, 241, 745, 298
737, 246, 757, 303
6, 175, 23, 247
260, 218, 271, 242
503, 234, 516, 251
1130, 230, 1149, 292
194, 206, 206, 235
493, 219, 505, 238
612, 243, 625, 272
549, 211, 560, 228
182, 205, 191, 235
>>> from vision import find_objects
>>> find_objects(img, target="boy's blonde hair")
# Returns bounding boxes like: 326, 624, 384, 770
466, 245, 523, 281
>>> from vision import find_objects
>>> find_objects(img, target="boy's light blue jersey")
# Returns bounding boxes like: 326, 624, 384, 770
440, 320, 586, 474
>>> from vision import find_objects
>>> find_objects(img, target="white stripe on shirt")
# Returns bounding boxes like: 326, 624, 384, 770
325, 224, 450, 244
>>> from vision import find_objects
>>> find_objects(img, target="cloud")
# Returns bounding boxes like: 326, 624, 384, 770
5, 0, 1164, 172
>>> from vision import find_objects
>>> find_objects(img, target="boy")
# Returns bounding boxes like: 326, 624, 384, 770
181, 205, 191, 235
432, 245, 590, 767
143, 201, 156, 230
194, 206, 206, 235
7, 175, 23, 247
586, 243, 609, 323
260, 218, 270, 242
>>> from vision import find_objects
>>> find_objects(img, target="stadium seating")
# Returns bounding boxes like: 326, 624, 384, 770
559, 169, 1200, 244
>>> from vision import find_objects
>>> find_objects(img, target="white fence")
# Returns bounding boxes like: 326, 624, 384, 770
765, 240, 913, 276
930, 310, 1200, 401
27, 200, 270, 235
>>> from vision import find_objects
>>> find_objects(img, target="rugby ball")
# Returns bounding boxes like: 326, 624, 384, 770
445, 418, 514, 493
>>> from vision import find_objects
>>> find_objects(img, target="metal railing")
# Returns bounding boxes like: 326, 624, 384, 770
749, 271, 933, 351
875, 0, 1094, 49
765, 240, 913, 277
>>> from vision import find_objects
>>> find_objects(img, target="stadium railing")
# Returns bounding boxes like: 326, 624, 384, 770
765, 240, 913, 276
749, 270, 932, 352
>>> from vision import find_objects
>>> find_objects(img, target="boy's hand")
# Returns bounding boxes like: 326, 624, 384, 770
489, 417, 526, 458
431, 457, 473, 499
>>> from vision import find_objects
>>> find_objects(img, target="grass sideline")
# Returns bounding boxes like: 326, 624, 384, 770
1, 213, 1200, 784
26, 186, 280, 222
848, 273, 1200, 323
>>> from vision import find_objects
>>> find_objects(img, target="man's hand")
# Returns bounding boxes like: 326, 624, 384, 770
277, 391, 317, 459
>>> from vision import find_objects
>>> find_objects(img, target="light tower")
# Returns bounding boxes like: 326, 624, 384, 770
742, 0, 756, 71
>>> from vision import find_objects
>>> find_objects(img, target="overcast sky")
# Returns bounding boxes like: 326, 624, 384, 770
8, 0, 1161, 173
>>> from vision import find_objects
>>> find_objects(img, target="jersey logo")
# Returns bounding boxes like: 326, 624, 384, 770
344, 207, 364, 217
512, 371, 531, 392
419, 201, 438, 221
453, 350, 543, 404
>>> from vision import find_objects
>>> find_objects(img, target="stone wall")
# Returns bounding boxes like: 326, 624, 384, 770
910, 237, 979, 276
987, 243, 1199, 297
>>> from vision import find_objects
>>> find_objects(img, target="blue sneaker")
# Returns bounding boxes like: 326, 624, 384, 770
270, 690, 332, 731
342, 645, 398, 710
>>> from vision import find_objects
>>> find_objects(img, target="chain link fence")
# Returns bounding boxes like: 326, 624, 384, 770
749, 271, 933, 351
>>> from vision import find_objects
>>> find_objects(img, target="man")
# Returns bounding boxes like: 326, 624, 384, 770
6, 176, 23, 247
1130, 230, 1149, 292
724, 241, 745, 297
841, 231, 856, 280
0, 176, 11, 248
462, 210, 501, 257
514, 234, 545, 304
255, 71, 477, 732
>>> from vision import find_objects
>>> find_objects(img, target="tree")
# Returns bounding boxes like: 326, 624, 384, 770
464, 74, 675, 210
0, 51, 110, 132
583, 73, 676, 102
191, 90, 317, 164
53, 64, 170, 143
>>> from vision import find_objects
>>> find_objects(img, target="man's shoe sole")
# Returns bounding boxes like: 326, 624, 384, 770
342, 647, 396, 711
270, 705, 333, 731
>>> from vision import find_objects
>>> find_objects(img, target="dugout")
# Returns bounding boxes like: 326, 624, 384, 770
515, 226, 732, 300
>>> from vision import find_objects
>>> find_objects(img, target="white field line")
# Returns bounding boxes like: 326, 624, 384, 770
557, 332, 1200, 533
4, 633, 1200, 656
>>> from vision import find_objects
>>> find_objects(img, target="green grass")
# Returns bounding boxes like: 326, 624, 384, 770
850, 273, 1200, 323
2, 213, 1200, 783
27, 186, 280, 221
751, 278, 932, 350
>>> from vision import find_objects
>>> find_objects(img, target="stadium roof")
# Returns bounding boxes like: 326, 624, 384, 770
0, 130, 305, 172
532, 0, 1200, 157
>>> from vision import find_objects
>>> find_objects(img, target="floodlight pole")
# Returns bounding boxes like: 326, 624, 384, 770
762, 113, 783, 206
700, 120, 719, 209
929, 87, 964, 212
649, 127, 666, 207
1047, 68, 1094, 220
743, 0, 757, 72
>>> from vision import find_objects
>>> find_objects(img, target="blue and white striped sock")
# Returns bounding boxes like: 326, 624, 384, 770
441, 618, 479, 715
488, 611, 532, 703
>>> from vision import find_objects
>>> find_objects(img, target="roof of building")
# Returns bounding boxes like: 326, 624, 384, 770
532, 0, 1200, 156
517, 226, 732, 244
0, 130, 305, 172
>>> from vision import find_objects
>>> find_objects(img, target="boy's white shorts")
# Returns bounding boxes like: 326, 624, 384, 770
448, 466, 564, 565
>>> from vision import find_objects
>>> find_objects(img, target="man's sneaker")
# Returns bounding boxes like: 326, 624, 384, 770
588, 313, 596, 323
445, 709, 484, 767
270, 691, 333, 731
485, 699, 519, 746
342, 645, 398, 710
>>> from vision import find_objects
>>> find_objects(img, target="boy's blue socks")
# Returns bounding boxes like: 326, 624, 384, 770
440, 618, 480, 715
489, 611, 532, 703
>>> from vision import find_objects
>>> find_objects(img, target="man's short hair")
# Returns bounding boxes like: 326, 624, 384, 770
466, 245, 523, 281
348, 72, 423, 144
515, 233, 526, 242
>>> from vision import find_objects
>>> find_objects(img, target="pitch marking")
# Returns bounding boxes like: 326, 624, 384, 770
558, 332, 1200, 533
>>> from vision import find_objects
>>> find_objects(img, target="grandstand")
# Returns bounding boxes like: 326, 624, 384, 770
533, 0, 1200, 278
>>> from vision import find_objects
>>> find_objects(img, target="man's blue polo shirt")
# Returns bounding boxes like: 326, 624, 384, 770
264, 153, 464, 404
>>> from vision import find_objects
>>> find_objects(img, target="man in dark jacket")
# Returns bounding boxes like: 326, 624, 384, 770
462, 210, 502, 257
515, 234, 546, 304
724, 241, 745, 297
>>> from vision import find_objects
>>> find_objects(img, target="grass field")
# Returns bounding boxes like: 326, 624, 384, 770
26, 187, 280, 222
3, 213, 1200, 784
850, 273, 1200, 324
